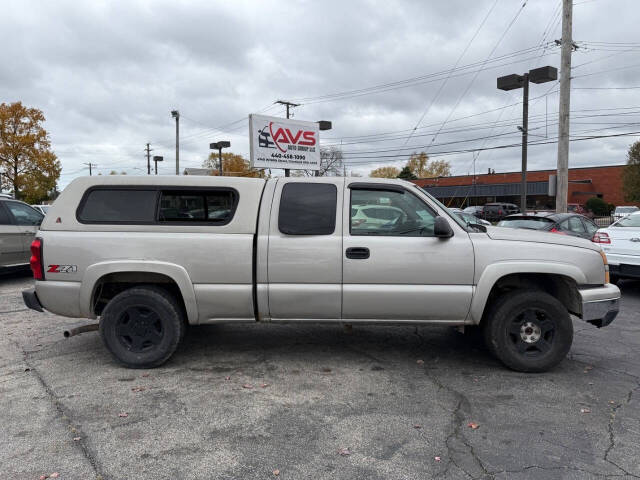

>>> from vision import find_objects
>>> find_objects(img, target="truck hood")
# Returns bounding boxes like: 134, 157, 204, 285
484, 226, 600, 251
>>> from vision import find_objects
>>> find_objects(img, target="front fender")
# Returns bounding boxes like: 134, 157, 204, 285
80, 260, 199, 324
470, 261, 587, 323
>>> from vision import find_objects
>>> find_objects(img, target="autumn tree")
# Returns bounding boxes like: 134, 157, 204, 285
623, 140, 640, 203
370, 166, 400, 178
0, 102, 61, 202
406, 152, 451, 178
203, 152, 264, 177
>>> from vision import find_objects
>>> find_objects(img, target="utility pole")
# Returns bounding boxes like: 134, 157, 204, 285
521, 73, 529, 213
145, 143, 152, 175
556, 0, 573, 213
275, 100, 300, 177
84, 163, 96, 176
171, 110, 180, 175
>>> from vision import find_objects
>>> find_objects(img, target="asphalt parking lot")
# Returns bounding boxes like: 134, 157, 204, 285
1, 272, 639, 480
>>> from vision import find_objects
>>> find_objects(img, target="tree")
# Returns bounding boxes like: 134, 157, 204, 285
203, 152, 264, 177
109, 170, 127, 175
406, 152, 451, 178
397, 166, 417, 180
370, 166, 400, 178
585, 197, 609, 216
0, 102, 61, 202
291, 146, 344, 177
623, 140, 640, 203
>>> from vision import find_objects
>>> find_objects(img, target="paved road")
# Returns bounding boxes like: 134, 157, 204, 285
1, 272, 639, 480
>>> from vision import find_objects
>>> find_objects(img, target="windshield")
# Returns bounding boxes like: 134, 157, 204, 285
614, 214, 640, 227
497, 217, 553, 230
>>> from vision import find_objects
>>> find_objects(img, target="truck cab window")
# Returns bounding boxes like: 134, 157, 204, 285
350, 189, 436, 236
278, 183, 337, 235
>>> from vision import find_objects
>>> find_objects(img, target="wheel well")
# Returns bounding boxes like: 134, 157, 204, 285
481, 273, 581, 323
92, 272, 187, 318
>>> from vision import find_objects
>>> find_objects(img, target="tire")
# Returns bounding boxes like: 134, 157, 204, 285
483, 290, 573, 373
99, 286, 184, 368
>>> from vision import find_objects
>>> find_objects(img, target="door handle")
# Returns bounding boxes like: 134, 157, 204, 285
346, 247, 370, 259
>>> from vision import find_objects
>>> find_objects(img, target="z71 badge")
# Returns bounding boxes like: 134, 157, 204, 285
47, 265, 77, 273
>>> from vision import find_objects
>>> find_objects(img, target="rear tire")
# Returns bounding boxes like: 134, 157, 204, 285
483, 290, 573, 373
99, 286, 184, 368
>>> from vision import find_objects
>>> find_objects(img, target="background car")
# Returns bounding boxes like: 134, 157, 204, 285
351, 204, 406, 229
497, 212, 599, 240
31, 204, 50, 215
482, 203, 520, 222
463, 205, 484, 218
592, 211, 640, 282
612, 205, 639, 221
0, 198, 44, 270
454, 210, 491, 227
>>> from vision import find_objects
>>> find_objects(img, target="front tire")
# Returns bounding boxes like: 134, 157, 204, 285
99, 286, 184, 368
483, 290, 573, 372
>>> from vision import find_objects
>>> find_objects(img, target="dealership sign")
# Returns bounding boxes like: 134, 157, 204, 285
249, 114, 320, 170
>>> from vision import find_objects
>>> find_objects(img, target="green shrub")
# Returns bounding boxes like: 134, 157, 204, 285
585, 197, 609, 216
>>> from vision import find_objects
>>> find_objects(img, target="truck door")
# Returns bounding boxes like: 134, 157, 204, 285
267, 178, 343, 320
342, 182, 474, 322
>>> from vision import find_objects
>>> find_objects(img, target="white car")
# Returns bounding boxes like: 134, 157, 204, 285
612, 206, 639, 221
31, 205, 51, 215
593, 211, 640, 282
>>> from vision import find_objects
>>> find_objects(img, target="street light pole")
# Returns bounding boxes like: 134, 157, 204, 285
498, 66, 557, 213
209, 141, 231, 176
171, 110, 180, 175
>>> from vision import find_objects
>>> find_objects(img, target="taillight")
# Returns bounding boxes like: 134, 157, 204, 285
550, 227, 567, 235
498, 209, 503, 215
592, 232, 611, 244
30, 238, 44, 280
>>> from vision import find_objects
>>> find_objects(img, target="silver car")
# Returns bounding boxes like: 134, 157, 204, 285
0, 198, 44, 269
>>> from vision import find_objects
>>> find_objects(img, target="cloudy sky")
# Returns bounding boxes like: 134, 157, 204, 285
2, 0, 640, 186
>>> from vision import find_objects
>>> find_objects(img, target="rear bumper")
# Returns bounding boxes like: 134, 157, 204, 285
579, 283, 620, 328
22, 289, 44, 312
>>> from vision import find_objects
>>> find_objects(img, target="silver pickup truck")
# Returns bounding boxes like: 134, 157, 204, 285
22, 176, 620, 372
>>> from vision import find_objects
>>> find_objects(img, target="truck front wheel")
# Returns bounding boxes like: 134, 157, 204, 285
483, 290, 573, 373
99, 286, 184, 368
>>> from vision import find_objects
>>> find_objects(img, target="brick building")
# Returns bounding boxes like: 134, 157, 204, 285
413, 164, 628, 209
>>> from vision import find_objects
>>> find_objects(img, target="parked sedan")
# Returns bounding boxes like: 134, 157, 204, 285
592, 211, 640, 281
497, 213, 599, 240
463, 205, 484, 218
612, 205, 639, 221
31, 204, 50, 215
0, 198, 44, 270
454, 211, 491, 227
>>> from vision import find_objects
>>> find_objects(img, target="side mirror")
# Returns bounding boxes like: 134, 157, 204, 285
434, 216, 454, 238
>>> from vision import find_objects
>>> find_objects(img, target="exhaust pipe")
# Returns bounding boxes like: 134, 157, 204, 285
64, 323, 99, 338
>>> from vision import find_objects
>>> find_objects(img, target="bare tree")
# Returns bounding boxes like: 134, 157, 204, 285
293, 146, 344, 177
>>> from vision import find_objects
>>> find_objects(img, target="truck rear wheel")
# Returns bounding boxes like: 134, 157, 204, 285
483, 290, 573, 373
99, 286, 184, 368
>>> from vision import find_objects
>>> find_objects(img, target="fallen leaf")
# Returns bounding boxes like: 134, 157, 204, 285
583, 366, 593, 373
73, 437, 81, 441
118, 412, 128, 418
321, 367, 332, 373
260, 383, 270, 388
39, 476, 47, 480
416, 359, 424, 365
413, 424, 422, 429
609, 401, 615, 405
225, 376, 231, 381
467, 422, 480, 430
131, 386, 146, 393
50, 474, 60, 478
434, 456, 441, 462
580, 408, 591, 414
141, 373, 150, 378
272, 469, 280, 476
24, 368, 31, 372
242, 384, 254, 389
338, 447, 351, 456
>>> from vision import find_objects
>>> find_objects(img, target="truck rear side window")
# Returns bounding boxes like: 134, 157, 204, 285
77, 189, 158, 223
279, 183, 337, 235
159, 190, 236, 223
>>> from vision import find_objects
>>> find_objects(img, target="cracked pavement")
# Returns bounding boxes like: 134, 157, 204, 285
1, 271, 639, 480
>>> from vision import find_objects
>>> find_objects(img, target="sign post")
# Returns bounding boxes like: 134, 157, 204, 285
249, 114, 320, 171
